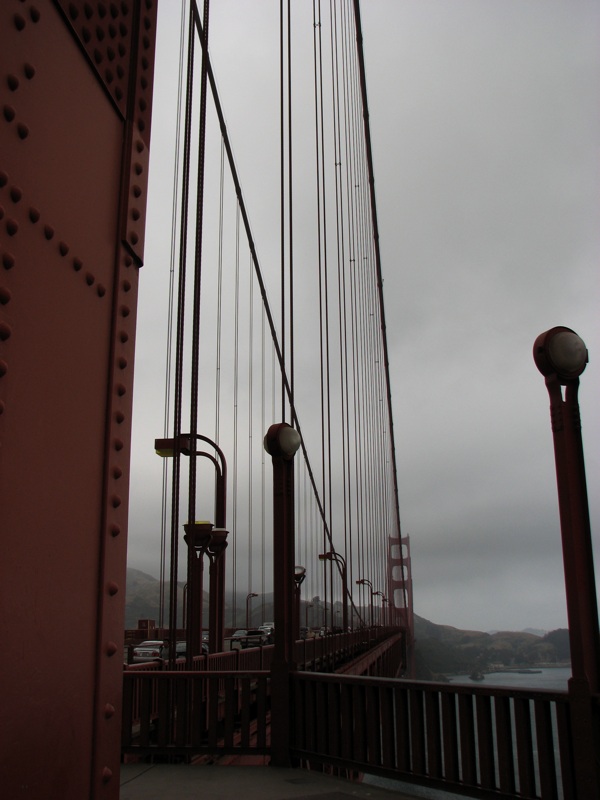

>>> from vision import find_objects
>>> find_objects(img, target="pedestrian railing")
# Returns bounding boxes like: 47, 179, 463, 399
291, 673, 577, 800
122, 670, 271, 756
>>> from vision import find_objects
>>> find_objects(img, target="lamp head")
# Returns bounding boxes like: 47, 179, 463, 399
264, 423, 302, 459
534, 326, 588, 382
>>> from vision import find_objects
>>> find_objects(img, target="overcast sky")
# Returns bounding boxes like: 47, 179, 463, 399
129, 1, 600, 634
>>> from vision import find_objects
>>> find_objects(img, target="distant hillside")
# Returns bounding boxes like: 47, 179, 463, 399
126, 569, 570, 673
413, 613, 570, 679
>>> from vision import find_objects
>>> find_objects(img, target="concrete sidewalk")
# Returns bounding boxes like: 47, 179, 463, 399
120, 763, 424, 800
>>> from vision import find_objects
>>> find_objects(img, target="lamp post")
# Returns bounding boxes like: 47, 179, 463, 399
356, 578, 374, 628
294, 567, 306, 641
373, 590, 385, 626
246, 592, 258, 628
534, 326, 600, 796
318, 551, 348, 631
305, 603, 313, 630
264, 422, 302, 767
155, 433, 228, 660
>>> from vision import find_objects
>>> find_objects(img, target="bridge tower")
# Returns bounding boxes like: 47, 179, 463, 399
0, 3, 157, 797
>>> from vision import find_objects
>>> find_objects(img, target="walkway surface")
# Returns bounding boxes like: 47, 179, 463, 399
120, 762, 424, 800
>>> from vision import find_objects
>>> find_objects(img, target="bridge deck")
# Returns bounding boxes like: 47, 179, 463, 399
120, 763, 423, 800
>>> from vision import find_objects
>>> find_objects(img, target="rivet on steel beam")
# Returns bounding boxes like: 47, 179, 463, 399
4, 106, 16, 122
130, 231, 139, 245
118, 43, 125, 58
142, 35, 150, 50
106, 641, 118, 656
110, 523, 121, 537
0, 360, 7, 377
120, 305, 130, 317
98, 4, 107, 20
107, 581, 119, 596
119, 23, 128, 36
101, 768, 113, 783
111, 495, 122, 508
0, 171, 7, 186
7, 75, 19, 92
85, 272, 95, 285
119, 331, 129, 343
113, 465, 123, 478
115, 87, 123, 101
9, 187, 21, 203
117, 65, 124, 79
142, 56, 149, 70
44, 225, 54, 240
132, 185, 141, 199
124, 255, 132, 266
68, 3, 79, 20
17, 123, 29, 140
0, 323, 11, 341
135, 139, 144, 153
116, 383, 126, 396
97, 284, 106, 297
123, 2, 131, 13
131, 208, 140, 221
29, 7, 41, 23
73, 257, 83, 271
122, 279, 131, 291
110, 3, 118, 19
84, 3, 93, 20
2, 253, 15, 270
29, 207, 40, 223
6, 219, 18, 236
104, 703, 115, 719
14, 14, 26, 31
93, 49, 103, 65
0, 401, 4, 414
105, 69, 113, 84
0, 287, 11, 304
24, 64, 36, 80
107, 46, 115, 61
96, 27, 105, 43
82, 27, 91, 43
118, 356, 127, 369
115, 411, 125, 424
144, 15, 151, 30
114, 438, 124, 451
140, 75, 148, 90
137, 118, 146, 133
138, 97, 147, 113
133, 162, 143, 175
59, 241, 69, 256
0, 207, 3, 220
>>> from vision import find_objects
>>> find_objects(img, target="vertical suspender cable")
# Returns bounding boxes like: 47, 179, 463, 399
160, 0, 188, 630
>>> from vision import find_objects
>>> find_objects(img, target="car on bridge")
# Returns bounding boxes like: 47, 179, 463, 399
132, 640, 164, 662
229, 629, 269, 650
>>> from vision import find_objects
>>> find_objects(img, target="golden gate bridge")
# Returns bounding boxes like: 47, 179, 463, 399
1, 2, 598, 799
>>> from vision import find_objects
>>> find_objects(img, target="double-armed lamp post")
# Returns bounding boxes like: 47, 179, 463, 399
356, 577, 374, 628
318, 550, 348, 631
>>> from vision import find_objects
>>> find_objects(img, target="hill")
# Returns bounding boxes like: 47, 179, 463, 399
125, 569, 570, 673
413, 614, 570, 679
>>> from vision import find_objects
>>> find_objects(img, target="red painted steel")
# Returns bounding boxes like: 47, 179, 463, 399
0, 2, 156, 798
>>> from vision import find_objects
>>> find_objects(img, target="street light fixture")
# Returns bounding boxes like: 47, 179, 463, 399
319, 551, 348, 631
356, 578, 374, 628
305, 603, 313, 629
373, 590, 385, 626
264, 422, 302, 767
534, 326, 599, 797
246, 592, 258, 628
